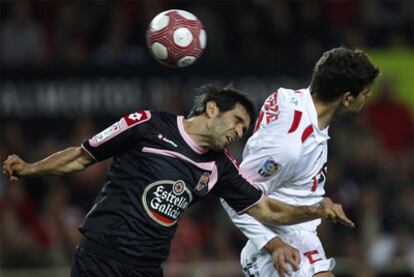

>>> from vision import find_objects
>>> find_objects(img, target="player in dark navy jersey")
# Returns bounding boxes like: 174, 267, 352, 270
3, 84, 353, 277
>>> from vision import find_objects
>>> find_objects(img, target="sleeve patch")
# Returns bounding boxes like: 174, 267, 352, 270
257, 158, 280, 177
95, 122, 120, 143
89, 122, 122, 146
124, 111, 151, 127
89, 110, 151, 148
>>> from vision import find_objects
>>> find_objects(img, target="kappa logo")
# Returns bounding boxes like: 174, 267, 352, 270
258, 158, 280, 177
158, 134, 178, 148
142, 180, 192, 227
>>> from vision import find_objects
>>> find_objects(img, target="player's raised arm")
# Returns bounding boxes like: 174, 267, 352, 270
246, 196, 355, 228
2, 147, 95, 181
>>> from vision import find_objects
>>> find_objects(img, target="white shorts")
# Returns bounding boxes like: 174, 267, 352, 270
240, 230, 335, 277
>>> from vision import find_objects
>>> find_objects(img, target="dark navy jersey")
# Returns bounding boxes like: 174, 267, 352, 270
81, 110, 263, 265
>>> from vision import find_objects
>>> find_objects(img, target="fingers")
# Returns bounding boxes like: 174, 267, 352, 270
323, 201, 355, 229
2, 154, 20, 181
334, 204, 355, 228
291, 249, 301, 269
274, 248, 301, 277
276, 255, 290, 277
2, 155, 13, 178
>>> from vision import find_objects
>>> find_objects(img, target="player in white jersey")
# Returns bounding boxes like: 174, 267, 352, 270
222, 47, 380, 277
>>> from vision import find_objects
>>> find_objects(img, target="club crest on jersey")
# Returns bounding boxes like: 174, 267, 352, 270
194, 172, 210, 197
142, 180, 192, 227
258, 158, 279, 177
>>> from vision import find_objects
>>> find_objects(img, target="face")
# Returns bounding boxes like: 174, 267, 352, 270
208, 103, 251, 151
342, 86, 373, 114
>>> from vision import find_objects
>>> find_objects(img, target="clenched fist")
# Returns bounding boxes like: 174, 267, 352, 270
2, 154, 31, 181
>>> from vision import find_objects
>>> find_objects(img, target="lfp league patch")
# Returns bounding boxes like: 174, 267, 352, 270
95, 122, 120, 143
258, 158, 280, 177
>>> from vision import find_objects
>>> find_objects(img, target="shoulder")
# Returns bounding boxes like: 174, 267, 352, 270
121, 110, 181, 129
213, 149, 239, 171
255, 88, 307, 132
243, 131, 302, 166
247, 88, 313, 163
121, 110, 153, 128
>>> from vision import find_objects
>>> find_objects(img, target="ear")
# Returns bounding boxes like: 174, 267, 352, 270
341, 92, 354, 107
205, 101, 220, 118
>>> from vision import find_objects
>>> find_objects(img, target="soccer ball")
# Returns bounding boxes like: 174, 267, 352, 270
146, 9, 207, 68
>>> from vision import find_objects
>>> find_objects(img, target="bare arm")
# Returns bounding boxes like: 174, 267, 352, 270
2, 147, 96, 180
246, 196, 354, 228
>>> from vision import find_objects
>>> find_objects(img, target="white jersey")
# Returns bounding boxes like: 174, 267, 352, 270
241, 87, 329, 207
221, 87, 332, 270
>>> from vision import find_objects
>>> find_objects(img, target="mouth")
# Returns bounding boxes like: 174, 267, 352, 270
226, 136, 233, 144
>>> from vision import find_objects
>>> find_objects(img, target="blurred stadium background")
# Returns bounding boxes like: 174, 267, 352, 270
0, 1, 413, 277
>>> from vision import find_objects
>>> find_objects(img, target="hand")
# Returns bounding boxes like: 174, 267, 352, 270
2, 154, 31, 181
319, 197, 355, 228
265, 237, 300, 277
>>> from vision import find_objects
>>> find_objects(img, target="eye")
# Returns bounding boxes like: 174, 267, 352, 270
234, 115, 244, 126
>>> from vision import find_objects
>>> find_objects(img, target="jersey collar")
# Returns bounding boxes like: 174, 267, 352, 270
304, 88, 330, 143
177, 116, 208, 154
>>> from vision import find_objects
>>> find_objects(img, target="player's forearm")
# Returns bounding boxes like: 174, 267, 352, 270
28, 147, 94, 176
264, 203, 320, 226
247, 197, 322, 226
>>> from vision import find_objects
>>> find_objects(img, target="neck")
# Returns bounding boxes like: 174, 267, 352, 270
183, 116, 211, 150
312, 95, 340, 130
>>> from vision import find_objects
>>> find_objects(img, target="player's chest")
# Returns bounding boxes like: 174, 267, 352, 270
126, 141, 218, 227
289, 141, 328, 189
131, 132, 218, 200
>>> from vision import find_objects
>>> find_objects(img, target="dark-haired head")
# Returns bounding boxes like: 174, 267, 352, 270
310, 47, 380, 102
188, 83, 257, 128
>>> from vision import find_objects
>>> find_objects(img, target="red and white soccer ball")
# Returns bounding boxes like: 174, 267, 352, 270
146, 9, 207, 68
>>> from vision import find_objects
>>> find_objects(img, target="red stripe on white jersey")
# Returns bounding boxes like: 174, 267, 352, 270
288, 110, 303, 133
301, 125, 314, 143
254, 110, 265, 133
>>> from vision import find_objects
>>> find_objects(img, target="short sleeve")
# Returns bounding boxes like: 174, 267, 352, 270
210, 151, 263, 213
239, 134, 299, 192
239, 90, 302, 192
82, 110, 152, 161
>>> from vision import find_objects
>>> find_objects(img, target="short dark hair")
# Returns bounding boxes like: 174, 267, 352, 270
310, 47, 380, 102
188, 83, 257, 127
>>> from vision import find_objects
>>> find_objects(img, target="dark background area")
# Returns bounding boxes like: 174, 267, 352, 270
1, 1, 413, 276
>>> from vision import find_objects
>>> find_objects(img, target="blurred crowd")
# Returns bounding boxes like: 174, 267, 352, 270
1, 1, 413, 69
1, 78, 413, 276
1, 1, 413, 276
